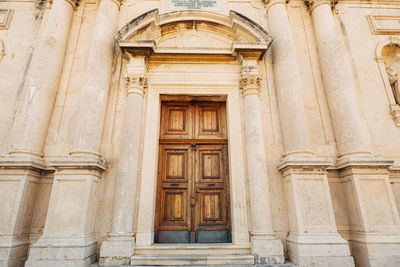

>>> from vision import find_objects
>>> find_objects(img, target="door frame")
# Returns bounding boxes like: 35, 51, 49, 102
135, 84, 250, 247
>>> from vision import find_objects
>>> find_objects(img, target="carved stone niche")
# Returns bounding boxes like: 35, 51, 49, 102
376, 37, 400, 127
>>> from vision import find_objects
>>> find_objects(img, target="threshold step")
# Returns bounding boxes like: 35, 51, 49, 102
91, 263, 297, 267
131, 254, 254, 265
135, 244, 250, 255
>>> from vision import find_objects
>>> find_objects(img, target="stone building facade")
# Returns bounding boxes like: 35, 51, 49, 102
1, 0, 400, 266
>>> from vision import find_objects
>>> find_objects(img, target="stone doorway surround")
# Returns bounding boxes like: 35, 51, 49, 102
99, 9, 285, 266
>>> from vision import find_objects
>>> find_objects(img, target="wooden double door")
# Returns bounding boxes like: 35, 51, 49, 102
155, 101, 231, 243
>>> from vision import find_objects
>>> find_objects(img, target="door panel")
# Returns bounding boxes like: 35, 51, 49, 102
160, 102, 193, 139
156, 101, 230, 243
195, 144, 229, 231
156, 144, 191, 231
195, 102, 226, 140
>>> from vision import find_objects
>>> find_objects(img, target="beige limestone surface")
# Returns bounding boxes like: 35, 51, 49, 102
1, 0, 400, 267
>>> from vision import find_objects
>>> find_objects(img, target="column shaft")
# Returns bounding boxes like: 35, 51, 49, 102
240, 74, 284, 263
267, 0, 312, 156
310, 2, 371, 157
243, 88, 273, 234
71, 0, 119, 156
12, 0, 75, 156
112, 76, 146, 234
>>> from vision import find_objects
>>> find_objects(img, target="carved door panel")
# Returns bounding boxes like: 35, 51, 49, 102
160, 101, 193, 140
194, 102, 226, 140
155, 101, 230, 243
155, 144, 192, 243
194, 144, 230, 242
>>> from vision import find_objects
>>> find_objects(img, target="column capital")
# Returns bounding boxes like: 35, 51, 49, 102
240, 75, 262, 96
304, 0, 338, 12
125, 75, 148, 96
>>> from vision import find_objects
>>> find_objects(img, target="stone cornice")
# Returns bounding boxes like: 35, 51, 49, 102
125, 75, 148, 96
240, 75, 262, 96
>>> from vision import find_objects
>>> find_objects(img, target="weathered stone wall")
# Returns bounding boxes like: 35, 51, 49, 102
1, 0, 400, 266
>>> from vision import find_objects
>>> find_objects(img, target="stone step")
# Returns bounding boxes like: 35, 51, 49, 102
130, 254, 255, 265
91, 264, 297, 267
135, 243, 251, 256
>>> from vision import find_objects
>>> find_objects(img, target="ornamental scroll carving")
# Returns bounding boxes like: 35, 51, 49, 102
125, 75, 148, 96
240, 75, 262, 96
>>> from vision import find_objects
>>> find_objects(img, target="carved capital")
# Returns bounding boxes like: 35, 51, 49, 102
304, 0, 337, 12
240, 75, 262, 96
125, 75, 148, 96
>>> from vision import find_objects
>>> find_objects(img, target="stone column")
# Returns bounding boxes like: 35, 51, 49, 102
266, 1, 354, 266
70, 0, 120, 158
100, 54, 148, 266
306, 0, 371, 158
0, 1, 76, 266
25, 1, 121, 266
11, 0, 76, 157
240, 56, 284, 264
306, 1, 400, 266
267, 0, 312, 158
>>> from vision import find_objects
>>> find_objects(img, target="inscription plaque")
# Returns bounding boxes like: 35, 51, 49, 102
167, 0, 221, 11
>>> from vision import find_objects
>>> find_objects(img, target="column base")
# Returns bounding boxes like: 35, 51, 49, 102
0, 156, 46, 267
287, 233, 354, 267
25, 236, 97, 267
99, 234, 135, 266
0, 236, 29, 267
250, 233, 284, 264
338, 157, 400, 266
349, 233, 400, 267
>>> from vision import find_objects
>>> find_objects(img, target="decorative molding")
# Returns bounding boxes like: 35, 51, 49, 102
125, 75, 148, 96
368, 15, 400, 35
34, 0, 53, 9
304, 0, 338, 12
239, 75, 262, 96
0, 9, 13, 30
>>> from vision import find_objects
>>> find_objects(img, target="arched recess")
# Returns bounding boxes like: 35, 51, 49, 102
115, 9, 272, 55
376, 36, 400, 127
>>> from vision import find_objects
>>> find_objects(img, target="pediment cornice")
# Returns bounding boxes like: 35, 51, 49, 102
116, 9, 272, 57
